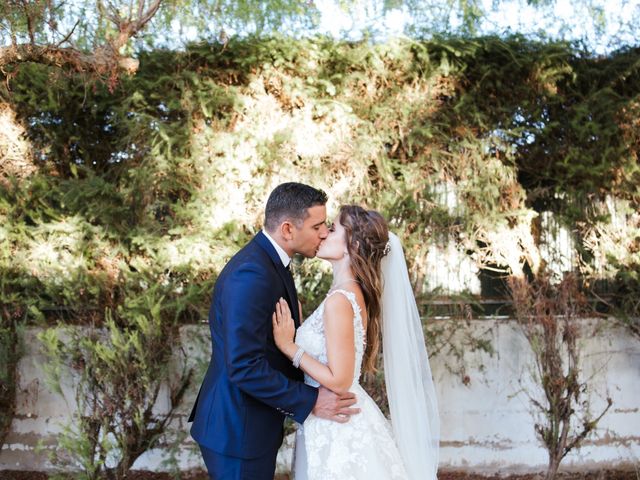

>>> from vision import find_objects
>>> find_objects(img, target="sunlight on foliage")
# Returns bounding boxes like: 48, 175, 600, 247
1, 35, 639, 473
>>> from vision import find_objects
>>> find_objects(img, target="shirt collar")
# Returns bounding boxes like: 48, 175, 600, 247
262, 229, 291, 268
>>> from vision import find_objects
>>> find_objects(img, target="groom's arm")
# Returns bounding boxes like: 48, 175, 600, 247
222, 262, 318, 423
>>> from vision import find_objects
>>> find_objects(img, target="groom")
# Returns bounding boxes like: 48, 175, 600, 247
189, 182, 359, 479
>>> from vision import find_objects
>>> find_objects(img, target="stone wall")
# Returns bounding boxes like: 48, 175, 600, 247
1, 319, 638, 474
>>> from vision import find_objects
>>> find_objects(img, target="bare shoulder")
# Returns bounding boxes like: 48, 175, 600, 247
322, 293, 355, 340
323, 292, 353, 320
324, 288, 366, 321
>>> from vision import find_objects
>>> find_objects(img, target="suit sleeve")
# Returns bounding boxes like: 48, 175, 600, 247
222, 262, 318, 423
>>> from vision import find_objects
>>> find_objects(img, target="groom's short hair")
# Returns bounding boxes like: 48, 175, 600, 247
264, 182, 328, 231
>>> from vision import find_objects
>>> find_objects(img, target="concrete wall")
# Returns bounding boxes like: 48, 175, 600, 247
430, 318, 639, 473
1, 319, 638, 474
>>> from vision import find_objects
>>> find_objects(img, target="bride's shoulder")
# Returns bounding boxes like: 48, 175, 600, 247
324, 289, 364, 318
323, 290, 355, 316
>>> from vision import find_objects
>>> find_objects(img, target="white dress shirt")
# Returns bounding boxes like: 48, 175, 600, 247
262, 230, 291, 268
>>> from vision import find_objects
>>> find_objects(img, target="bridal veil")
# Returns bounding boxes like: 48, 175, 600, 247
381, 232, 440, 480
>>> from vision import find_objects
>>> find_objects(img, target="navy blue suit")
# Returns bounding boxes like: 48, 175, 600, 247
189, 232, 318, 479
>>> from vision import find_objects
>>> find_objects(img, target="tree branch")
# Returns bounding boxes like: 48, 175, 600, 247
136, 0, 144, 24
20, 0, 36, 45
102, 0, 162, 54
138, 0, 161, 27
0, 0, 164, 79
55, 19, 79, 47
0, 43, 137, 77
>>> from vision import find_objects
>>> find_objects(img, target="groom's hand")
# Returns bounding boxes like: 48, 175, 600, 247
312, 386, 360, 423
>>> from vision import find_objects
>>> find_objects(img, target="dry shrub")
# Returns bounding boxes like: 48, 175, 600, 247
508, 274, 612, 480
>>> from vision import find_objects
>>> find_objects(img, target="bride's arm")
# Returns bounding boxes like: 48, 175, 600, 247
273, 297, 356, 395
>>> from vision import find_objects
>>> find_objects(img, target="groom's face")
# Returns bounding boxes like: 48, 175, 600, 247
289, 205, 329, 258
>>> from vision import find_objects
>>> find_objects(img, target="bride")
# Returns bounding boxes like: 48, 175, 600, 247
272, 205, 439, 480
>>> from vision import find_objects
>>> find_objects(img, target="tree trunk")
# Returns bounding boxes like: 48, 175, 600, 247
545, 453, 562, 480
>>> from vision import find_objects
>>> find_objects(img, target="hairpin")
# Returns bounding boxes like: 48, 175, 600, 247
383, 239, 391, 256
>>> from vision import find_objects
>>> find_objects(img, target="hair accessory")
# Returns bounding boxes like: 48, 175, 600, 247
383, 239, 391, 256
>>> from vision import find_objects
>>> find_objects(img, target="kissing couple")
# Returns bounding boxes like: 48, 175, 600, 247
189, 182, 439, 479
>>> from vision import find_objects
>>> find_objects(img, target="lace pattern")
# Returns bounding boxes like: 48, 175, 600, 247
292, 289, 408, 480
295, 289, 364, 388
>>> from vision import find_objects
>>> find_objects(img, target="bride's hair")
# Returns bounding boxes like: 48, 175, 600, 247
339, 205, 389, 374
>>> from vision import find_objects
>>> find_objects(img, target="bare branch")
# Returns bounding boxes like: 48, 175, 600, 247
19, 0, 36, 45
136, 0, 143, 24
137, 0, 161, 29
0, 43, 126, 78
101, 1, 123, 26
0, 0, 165, 80
55, 19, 79, 48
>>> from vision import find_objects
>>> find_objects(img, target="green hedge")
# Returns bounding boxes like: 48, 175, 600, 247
1, 36, 638, 324
1, 35, 638, 477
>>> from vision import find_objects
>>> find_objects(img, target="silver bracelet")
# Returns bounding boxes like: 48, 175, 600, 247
292, 347, 305, 368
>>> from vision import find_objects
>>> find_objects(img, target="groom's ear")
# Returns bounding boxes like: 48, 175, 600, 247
281, 221, 294, 241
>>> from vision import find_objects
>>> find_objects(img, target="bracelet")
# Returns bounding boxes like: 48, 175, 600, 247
292, 347, 305, 368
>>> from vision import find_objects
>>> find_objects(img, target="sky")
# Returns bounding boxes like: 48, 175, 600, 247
312, 0, 639, 54
161, 0, 640, 54
3, 0, 635, 55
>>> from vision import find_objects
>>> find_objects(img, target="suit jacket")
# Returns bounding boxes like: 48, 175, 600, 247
189, 231, 318, 458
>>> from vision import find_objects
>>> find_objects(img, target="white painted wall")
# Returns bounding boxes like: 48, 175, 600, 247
1, 319, 638, 474
430, 318, 640, 473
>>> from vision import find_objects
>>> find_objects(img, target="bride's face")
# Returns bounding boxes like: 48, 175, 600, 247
316, 216, 348, 261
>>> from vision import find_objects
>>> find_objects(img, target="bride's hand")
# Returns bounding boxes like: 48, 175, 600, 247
272, 298, 297, 358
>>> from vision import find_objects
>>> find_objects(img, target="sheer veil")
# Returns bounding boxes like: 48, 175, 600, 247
381, 232, 440, 480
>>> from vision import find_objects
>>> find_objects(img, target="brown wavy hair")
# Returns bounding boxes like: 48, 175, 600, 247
339, 205, 389, 374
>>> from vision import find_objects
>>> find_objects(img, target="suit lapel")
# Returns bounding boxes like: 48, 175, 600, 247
255, 232, 300, 326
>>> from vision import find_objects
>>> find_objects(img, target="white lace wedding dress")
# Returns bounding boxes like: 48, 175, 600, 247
292, 289, 409, 480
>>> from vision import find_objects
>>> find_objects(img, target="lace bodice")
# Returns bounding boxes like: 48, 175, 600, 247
294, 289, 365, 389
292, 290, 409, 480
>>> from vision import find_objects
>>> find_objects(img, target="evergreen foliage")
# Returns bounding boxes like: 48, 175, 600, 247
0, 35, 638, 473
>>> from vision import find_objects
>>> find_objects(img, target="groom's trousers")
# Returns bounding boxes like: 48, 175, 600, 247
199, 444, 280, 480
